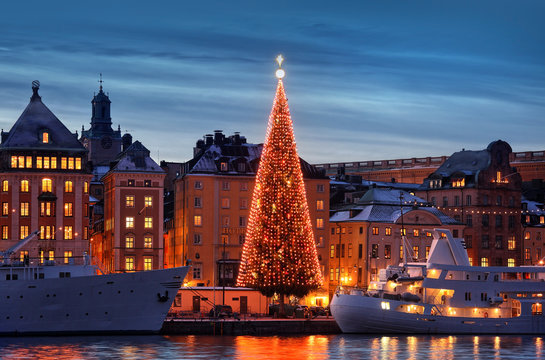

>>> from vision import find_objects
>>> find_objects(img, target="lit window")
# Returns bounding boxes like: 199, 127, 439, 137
144, 217, 153, 228
20, 250, 29, 262
2, 180, 8, 192
126, 195, 135, 207
413, 229, 419, 237
194, 215, 202, 226
18, 156, 24, 168
144, 196, 152, 207
64, 251, 73, 264
61, 157, 67, 169
125, 257, 135, 272
2, 226, 8, 239
508, 258, 515, 267
316, 218, 324, 229
36, 157, 42, 168
144, 180, 151, 187
64, 202, 73, 217
126, 217, 134, 228
43, 157, 50, 169
83, 181, 88, 193
372, 227, 379, 235
413, 246, 419, 259
385, 227, 392, 236
20, 180, 29, 192
65, 181, 73, 193
220, 162, 228, 171
68, 157, 74, 170
25, 156, 32, 168
317, 200, 324, 211
42, 132, 49, 143
40, 225, 54, 240
40, 201, 54, 217
481, 257, 489, 267
401, 228, 407, 236
20, 202, 29, 217
51, 157, 57, 169
64, 226, 73, 240
144, 257, 153, 271
128, 179, 135, 187
11, 156, 17, 168
42, 178, 52, 192
144, 236, 152, 248
508, 236, 516, 250
20, 225, 29, 240
125, 236, 134, 249
75, 158, 82, 170
48, 251, 54, 261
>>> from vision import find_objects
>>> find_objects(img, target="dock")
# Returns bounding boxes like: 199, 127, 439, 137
161, 317, 341, 336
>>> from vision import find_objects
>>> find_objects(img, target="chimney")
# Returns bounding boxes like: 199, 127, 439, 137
234, 132, 241, 145
205, 134, 214, 146
214, 130, 223, 145
122, 133, 133, 151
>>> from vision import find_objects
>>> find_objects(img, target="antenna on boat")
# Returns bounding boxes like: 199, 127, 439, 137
400, 192, 415, 265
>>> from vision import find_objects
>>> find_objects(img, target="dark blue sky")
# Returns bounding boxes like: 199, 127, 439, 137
1, 1, 543, 163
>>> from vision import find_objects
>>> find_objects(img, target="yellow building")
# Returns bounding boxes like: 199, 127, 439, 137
167, 131, 330, 306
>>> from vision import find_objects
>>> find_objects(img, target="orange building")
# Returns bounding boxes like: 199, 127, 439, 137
167, 131, 330, 305
0, 82, 92, 262
521, 201, 545, 265
91, 140, 166, 272
329, 187, 463, 294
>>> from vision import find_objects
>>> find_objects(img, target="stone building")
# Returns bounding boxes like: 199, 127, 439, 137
0, 81, 92, 262
416, 140, 523, 267
521, 199, 545, 265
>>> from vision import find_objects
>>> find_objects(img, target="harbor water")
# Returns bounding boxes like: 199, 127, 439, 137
0, 334, 544, 359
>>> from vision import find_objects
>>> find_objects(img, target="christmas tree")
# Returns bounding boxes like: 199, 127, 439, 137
237, 56, 323, 306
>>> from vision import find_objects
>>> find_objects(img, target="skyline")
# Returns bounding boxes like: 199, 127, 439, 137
0, 1, 544, 164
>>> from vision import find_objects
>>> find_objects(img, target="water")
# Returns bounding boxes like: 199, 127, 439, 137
0, 334, 543, 359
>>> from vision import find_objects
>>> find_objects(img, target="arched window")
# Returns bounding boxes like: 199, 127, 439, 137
65, 181, 73, 193
20, 180, 29, 193
42, 178, 52, 192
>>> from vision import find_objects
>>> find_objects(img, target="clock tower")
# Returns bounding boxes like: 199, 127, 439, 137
80, 75, 123, 168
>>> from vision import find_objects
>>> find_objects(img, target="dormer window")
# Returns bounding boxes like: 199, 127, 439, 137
237, 163, 246, 172
42, 131, 49, 144
220, 162, 228, 172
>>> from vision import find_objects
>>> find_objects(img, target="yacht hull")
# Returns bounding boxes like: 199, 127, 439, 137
331, 293, 545, 334
0, 266, 189, 335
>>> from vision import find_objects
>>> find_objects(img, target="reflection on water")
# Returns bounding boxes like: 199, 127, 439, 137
0, 334, 543, 360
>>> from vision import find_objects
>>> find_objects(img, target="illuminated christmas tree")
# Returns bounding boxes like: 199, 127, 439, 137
237, 56, 323, 307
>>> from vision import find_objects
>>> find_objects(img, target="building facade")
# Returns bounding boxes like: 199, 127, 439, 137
329, 187, 463, 294
0, 82, 92, 263
90, 141, 166, 272
416, 140, 523, 267
522, 200, 545, 265
168, 131, 330, 305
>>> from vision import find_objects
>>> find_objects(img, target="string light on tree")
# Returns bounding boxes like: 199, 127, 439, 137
237, 55, 323, 306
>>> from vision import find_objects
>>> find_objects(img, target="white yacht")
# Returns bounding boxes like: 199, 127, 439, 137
0, 232, 189, 335
330, 228, 545, 334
